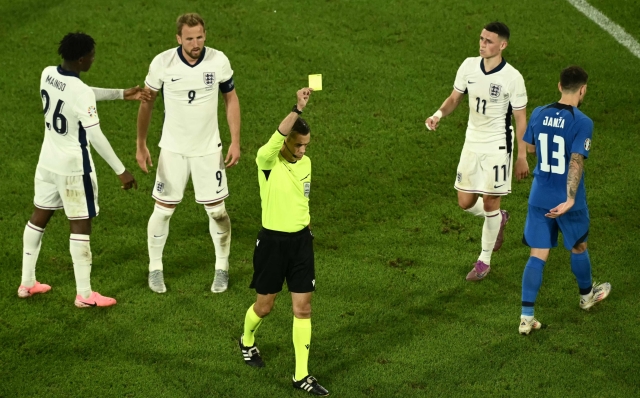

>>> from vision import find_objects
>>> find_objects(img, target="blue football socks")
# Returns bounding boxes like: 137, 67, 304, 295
571, 250, 593, 295
521, 256, 546, 316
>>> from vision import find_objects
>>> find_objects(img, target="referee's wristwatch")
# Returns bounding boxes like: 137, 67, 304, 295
292, 105, 303, 115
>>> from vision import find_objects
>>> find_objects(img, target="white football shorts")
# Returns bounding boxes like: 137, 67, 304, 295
33, 166, 100, 219
152, 149, 229, 205
454, 147, 513, 196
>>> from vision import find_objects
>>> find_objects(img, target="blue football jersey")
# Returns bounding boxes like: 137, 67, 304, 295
524, 102, 593, 211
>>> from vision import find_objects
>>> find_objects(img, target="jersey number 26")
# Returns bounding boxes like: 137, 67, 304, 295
41, 89, 68, 135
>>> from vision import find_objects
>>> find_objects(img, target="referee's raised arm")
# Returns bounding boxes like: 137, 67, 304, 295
279, 88, 312, 136
256, 88, 312, 168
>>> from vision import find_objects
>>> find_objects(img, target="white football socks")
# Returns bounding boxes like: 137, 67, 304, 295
205, 203, 231, 271
479, 209, 501, 264
70, 234, 92, 299
21, 222, 44, 288
147, 204, 175, 272
464, 196, 485, 217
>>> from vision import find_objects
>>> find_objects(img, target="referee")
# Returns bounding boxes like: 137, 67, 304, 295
238, 88, 328, 396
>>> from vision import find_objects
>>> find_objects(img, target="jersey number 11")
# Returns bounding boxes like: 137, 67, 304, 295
475, 97, 486, 114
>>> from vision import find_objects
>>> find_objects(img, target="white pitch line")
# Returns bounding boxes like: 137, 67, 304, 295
566, 0, 640, 59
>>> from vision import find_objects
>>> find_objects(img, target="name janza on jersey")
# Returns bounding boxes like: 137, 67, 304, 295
542, 116, 565, 129
45, 75, 66, 91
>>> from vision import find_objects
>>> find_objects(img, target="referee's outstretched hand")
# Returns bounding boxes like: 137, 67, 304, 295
297, 88, 312, 111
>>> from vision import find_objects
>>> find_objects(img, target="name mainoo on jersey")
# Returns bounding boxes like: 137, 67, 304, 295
542, 116, 565, 129
45, 75, 66, 91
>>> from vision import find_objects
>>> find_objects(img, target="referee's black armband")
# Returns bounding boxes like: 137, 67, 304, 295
219, 76, 235, 93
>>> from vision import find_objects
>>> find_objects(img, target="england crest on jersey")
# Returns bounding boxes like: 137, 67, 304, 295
489, 83, 502, 98
203, 72, 215, 86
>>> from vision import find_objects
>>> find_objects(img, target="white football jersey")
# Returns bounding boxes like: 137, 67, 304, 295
145, 46, 234, 157
37, 66, 100, 176
453, 57, 527, 153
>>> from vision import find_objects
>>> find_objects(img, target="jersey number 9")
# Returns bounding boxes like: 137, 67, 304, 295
188, 90, 196, 104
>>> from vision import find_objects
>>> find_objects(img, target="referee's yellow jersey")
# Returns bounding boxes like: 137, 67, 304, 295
256, 131, 311, 233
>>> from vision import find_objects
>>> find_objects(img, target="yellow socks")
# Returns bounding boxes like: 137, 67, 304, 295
243, 307, 312, 380
242, 304, 263, 347
293, 317, 312, 380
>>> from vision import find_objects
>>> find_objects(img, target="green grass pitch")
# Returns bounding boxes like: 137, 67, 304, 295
1, 0, 639, 396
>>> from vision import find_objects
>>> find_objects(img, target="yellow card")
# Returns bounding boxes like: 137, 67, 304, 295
308, 74, 322, 91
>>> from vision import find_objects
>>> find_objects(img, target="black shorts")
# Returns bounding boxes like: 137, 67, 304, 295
250, 226, 315, 295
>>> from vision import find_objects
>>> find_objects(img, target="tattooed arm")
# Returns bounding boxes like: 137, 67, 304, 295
546, 153, 584, 218
567, 153, 584, 200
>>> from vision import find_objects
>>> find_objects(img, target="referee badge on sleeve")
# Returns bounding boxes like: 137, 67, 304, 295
303, 182, 311, 198
584, 138, 591, 151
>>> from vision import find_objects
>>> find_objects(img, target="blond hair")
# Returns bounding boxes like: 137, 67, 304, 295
176, 13, 205, 35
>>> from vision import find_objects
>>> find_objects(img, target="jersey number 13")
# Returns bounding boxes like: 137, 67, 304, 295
538, 133, 565, 175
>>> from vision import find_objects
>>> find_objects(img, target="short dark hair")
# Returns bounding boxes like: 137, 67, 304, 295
560, 66, 588, 93
177, 13, 205, 35
290, 118, 310, 137
484, 21, 510, 40
58, 32, 95, 61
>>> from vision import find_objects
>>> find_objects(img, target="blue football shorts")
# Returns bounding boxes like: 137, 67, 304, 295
523, 205, 589, 250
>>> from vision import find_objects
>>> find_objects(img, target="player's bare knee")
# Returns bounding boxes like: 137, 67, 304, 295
29, 208, 55, 229
70, 219, 92, 235
482, 196, 501, 212
254, 302, 273, 318
572, 242, 587, 254
293, 303, 311, 319
205, 202, 228, 220
293, 308, 311, 319
458, 197, 477, 210
457, 193, 479, 210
